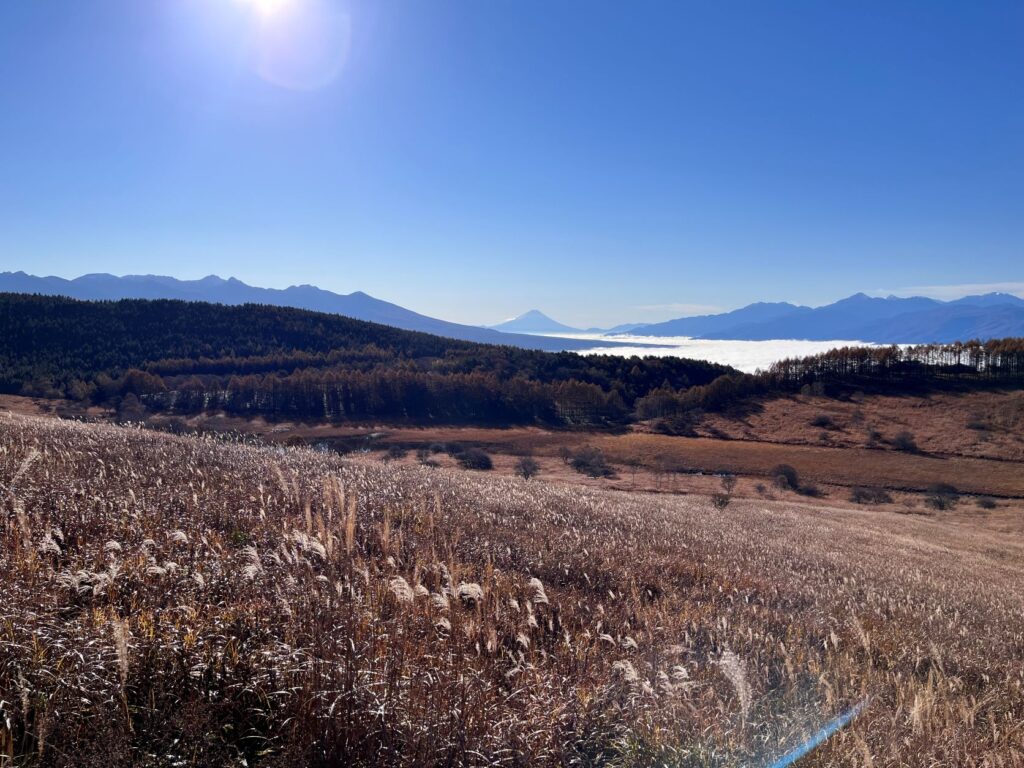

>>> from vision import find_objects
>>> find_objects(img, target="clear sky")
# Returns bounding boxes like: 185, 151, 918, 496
1, 1, 1022, 327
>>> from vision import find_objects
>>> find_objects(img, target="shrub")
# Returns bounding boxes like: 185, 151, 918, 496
570, 446, 614, 478
810, 414, 837, 429
54, 403, 85, 421
383, 445, 408, 462
891, 431, 919, 452
652, 410, 702, 436
712, 474, 737, 510
115, 393, 147, 423
850, 486, 893, 505
925, 483, 959, 510
163, 417, 190, 436
797, 483, 824, 498
771, 464, 799, 491
516, 456, 540, 480
456, 447, 493, 470
976, 496, 997, 510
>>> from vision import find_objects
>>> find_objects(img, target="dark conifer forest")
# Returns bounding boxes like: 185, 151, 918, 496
0, 294, 729, 425
3, 293, 1022, 427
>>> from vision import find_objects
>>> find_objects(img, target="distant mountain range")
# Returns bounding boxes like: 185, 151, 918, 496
6, 271, 1022, 346
634, 301, 809, 338
499, 292, 1024, 344
680, 293, 1024, 343
0, 272, 640, 353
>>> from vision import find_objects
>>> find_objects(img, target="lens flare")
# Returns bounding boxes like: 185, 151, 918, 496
765, 698, 870, 768
254, 0, 352, 91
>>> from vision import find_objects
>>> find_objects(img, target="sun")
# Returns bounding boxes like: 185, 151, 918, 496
237, 0, 291, 18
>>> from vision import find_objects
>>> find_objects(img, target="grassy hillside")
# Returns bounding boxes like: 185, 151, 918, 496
2, 414, 1022, 765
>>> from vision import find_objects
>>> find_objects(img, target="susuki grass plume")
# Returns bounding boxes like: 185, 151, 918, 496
0, 413, 1020, 766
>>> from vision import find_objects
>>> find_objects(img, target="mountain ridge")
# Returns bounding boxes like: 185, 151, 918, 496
6, 271, 1023, 345
693, 293, 1024, 343
0, 272, 643, 353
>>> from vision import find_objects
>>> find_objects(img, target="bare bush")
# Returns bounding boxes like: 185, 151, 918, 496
456, 447, 493, 470
771, 464, 799, 491
850, 486, 893, 505
925, 483, 959, 510
810, 414, 837, 429
383, 444, 408, 462
570, 446, 615, 478
516, 456, 540, 480
892, 430, 920, 453
797, 483, 824, 498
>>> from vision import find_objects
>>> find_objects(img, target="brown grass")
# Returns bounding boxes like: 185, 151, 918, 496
593, 432, 1024, 497
2, 412, 1023, 765
697, 390, 1024, 461
10, 391, 1024, 500
362, 427, 1024, 499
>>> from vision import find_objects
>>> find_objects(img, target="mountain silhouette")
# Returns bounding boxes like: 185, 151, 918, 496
639, 292, 1024, 343
0, 272, 639, 352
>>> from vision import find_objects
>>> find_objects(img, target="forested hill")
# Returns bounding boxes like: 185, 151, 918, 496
0, 271, 629, 352
0, 293, 732, 426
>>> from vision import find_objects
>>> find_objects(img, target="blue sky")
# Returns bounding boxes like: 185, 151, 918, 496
1, 1, 1021, 327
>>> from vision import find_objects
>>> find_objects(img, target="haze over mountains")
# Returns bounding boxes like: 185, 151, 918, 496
0, 272, 628, 353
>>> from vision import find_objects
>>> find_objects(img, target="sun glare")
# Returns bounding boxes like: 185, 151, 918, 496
238, 0, 290, 18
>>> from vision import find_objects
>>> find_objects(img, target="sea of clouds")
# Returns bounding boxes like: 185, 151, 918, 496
556, 334, 876, 373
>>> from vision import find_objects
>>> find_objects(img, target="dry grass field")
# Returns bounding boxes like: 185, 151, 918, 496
258, 423, 1024, 500
2, 412, 1023, 766
8, 391, 1024, 500
697, 390, 1024, 462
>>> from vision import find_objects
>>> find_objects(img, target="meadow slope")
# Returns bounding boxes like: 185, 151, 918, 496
1, 413, 1022, 766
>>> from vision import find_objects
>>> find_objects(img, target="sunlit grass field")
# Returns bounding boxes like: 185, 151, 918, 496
2, 413, 1022, 766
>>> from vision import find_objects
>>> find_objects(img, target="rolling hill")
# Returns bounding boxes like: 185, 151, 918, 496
0, 272, 629, 352
0, 293, 731, 427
